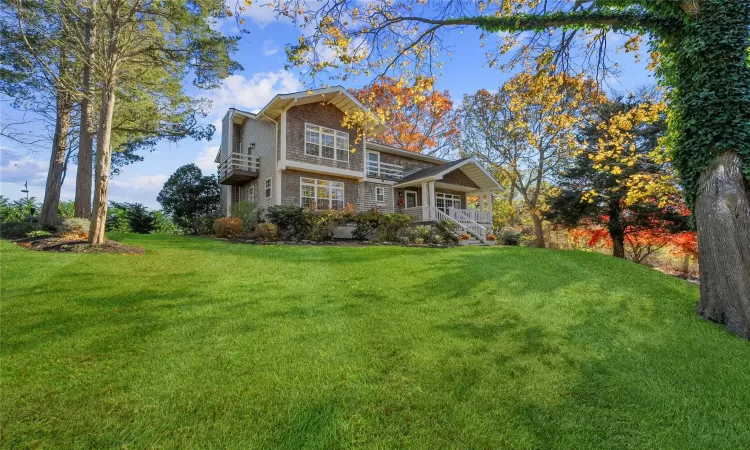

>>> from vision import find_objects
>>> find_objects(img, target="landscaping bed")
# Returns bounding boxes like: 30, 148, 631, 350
12, 235, 145, 254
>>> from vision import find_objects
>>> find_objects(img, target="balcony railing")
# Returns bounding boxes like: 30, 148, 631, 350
218, 153, 260, 185
366, 160, 404, 180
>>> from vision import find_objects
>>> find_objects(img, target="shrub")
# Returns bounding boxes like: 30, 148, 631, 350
195, 216, 218, 235
498, 227, 522, 246
434, 220, 459, 244
352, 208, 382, 240
231, 201, 260, 233
213, 217, 244, 238
27, 230, 52, 238
106, 204, 132, 232
307, 209, 346, 241
267, 205, 309, 240
0, 221, 40, 239
412, 225, 432, 242
486, 234, 497, 241
255, 222, 278, 241
415, 237, 425, 245
58, 218, 90, 238
458, 233, 471, 240
379, 214, 411, 242
152, 210, 182, 235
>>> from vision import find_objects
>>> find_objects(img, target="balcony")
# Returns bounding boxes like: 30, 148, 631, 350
218, 153, 260, 185
366, 160, 404, 181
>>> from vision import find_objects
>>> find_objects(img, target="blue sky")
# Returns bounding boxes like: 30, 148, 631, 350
0, 10, 656, 209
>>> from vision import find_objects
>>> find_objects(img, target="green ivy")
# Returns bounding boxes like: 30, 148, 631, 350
467, 0, 750, 208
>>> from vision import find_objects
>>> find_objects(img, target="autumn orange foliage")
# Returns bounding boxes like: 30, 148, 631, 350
349, 77, 460, 156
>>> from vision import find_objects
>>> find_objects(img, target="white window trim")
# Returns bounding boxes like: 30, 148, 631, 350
404, 189, 419, 209
265, 178, 272, 198
248, 185, 255, 202
300, 177, 345, 210
375, 187, 385, 204
305, 123, 350, 162
366, 150, 380, 178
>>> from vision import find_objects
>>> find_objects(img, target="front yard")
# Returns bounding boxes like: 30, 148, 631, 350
1, 235, 749, 448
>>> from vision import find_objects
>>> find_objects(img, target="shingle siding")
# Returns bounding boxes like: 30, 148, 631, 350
286, 102, 364, 172
442, 168, 479, 189
358, 182, 394, 213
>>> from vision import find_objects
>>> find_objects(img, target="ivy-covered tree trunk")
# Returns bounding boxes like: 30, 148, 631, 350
694, 153, 750, 338
672, 0, 750, 338
39, 91, 73, 227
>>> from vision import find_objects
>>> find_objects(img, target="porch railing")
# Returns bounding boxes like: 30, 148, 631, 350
219, 153, 260, 180
428, 207, 488, 244
452, 208, 491, 224
366, 160, 404, 180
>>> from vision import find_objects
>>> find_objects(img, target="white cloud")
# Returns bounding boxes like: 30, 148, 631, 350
110, 174, 169, 191
0, 152, 48, 187
263, 40, 279, 56
244, 2, 291, 27
195, 146, 220, 173
205, 70, 303, 116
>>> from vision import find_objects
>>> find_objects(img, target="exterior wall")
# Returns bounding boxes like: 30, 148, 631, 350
220, 113, 278, 216
285, 102, 364, 172
280, 169, 359, 208
358, 181, 394, 213
442, 168, 479, 189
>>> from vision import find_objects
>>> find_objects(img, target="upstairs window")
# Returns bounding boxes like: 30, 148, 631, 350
304, 123, 349, 162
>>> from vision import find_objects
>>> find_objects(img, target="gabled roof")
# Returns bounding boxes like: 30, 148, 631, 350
394, 157, 503, 192
256, 86, 387, 134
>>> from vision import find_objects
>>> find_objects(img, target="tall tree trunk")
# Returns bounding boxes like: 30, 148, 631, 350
530, 212, 545, 248
607, 198, 625, 259
695, 152, 750, 339
74, 9, 95, 219
39, 92, 72, 227
88, 79, 116, 244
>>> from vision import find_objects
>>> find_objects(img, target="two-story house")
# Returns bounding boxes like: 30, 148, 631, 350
216, 87, 502, 243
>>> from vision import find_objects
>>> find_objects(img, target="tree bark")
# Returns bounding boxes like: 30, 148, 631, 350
531, 212, 545, 248
695, 152, 750, 339
39, 92, 73, 227
88, 79, 116, 244
74, 8, 95, 219
607, 199, 625, 259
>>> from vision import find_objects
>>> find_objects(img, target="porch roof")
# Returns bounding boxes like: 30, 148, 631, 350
394, 157, 503, 192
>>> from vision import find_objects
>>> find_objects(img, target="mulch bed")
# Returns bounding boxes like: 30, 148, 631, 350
12, 236, 145, 255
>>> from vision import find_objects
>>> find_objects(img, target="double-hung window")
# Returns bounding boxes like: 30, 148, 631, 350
265, 178, 272, 198
375, 187, 385, 203
305, 123, 349, 162
300, 177, 345, 210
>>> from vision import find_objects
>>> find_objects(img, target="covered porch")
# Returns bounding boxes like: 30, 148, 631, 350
393, 157, 503, 229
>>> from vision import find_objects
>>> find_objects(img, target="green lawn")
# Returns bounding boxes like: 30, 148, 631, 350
2, 235, 749, 449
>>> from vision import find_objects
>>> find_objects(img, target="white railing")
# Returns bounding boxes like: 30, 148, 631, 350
366, 160, 404, 180
453, 208, 491, 224
219, 153, 260, 180
429, 207, 488, 245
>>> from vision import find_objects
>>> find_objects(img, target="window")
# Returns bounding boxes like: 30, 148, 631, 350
248, 185, 255, 202
376, 187, 385, 203
436, 193, 461, 212
304, 123, 349, 162
405, 190, 418, 209
231, 186, 242, 205
366, 151, 380, 177
265, 178, 272, 198
300, 177, 345, 210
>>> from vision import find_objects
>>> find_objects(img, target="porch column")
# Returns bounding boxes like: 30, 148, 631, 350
486, 191, 493, 225
478, 192, 485, 213
421, 182, 429, 220
428, 181, 436, 220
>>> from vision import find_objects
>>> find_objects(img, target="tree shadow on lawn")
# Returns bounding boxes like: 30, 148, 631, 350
395, 247, 750, 448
